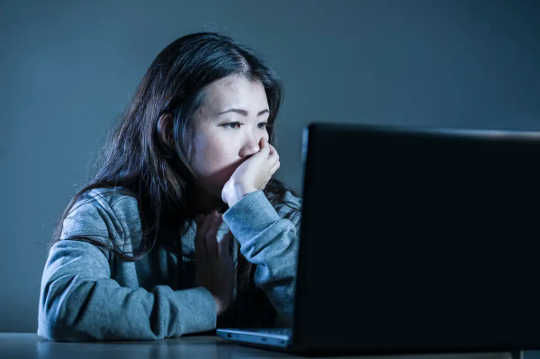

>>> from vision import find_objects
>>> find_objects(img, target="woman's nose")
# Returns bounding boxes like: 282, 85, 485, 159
239, 134, 261, 158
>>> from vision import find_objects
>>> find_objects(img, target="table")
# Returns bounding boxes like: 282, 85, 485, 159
0, 333, 535, 359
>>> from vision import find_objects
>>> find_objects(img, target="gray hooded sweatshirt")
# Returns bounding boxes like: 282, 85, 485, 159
37, 187, 301, 341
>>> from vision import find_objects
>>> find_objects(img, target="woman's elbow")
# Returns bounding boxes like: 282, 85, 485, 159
37, 305, 93, 341
37, 285, 94, 341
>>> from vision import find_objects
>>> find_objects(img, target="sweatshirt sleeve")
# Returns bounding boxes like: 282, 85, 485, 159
38, 200, 216, 341
222, 190, 301, 327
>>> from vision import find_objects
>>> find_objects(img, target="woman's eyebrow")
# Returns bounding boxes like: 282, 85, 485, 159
217, 108, 269, 116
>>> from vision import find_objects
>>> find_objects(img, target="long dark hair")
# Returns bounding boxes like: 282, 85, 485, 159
52, 32, 300, 261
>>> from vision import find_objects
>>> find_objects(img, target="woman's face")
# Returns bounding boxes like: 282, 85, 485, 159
189, 74, 270, 198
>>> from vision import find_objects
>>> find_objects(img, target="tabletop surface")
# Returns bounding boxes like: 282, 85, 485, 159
1, 333, 537, 359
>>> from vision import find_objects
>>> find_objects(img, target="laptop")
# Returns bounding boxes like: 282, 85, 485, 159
217, 123, 540, 354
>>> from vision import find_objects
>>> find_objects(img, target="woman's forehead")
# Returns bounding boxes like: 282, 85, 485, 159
200, 74, 268, 115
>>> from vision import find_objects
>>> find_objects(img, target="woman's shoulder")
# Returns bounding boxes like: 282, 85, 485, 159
75, 186, 138, 209
61, 186, 142, 244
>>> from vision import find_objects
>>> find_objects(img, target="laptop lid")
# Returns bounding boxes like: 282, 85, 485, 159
292, 123, 540, 353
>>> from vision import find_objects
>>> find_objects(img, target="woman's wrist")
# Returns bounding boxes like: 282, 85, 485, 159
223, 182, 257, 207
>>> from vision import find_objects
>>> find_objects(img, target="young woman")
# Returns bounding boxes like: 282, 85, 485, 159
37, 32, 302, 341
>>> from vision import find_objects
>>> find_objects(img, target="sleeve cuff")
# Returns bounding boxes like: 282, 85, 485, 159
171, 286, 217, 335
222, 190, 280, 244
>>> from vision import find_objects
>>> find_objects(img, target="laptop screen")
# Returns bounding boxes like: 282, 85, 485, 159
295, 123, 540, 352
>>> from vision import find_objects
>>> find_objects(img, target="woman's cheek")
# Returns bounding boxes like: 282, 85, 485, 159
205, 145, 232, 176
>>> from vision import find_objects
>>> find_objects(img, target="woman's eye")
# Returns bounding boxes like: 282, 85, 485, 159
258, 122, 268, 129
222, 122, 242, 129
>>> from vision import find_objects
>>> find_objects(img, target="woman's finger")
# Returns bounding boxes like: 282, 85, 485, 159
257, 137, 270, 157
195, 214, 203, 226
195, 214, 211, 256
269, 143, 279, 157
270, 160, 280, 175
268, 150, 279, 166
218, 231, 234, 258
268, 142, 275, 155
205, 212, 221, 258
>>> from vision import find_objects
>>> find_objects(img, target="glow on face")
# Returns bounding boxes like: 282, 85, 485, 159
189, 74, 270, 196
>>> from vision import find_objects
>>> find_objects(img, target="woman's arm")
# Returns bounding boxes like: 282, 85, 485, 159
38, 239, 216, 341
223, 190, 301, 327
38, 198, 217, 341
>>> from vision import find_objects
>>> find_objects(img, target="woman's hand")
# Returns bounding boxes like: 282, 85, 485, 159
221, 137, 280, 207
194, 211, 235, 316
